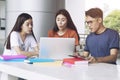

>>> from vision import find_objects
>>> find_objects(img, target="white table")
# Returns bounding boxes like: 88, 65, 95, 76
0, 62, 120, 80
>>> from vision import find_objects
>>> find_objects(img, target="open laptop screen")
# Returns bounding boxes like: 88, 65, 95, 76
39, 37, 75, 59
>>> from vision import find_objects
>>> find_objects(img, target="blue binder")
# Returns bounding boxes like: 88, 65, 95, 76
0, 58, 25, 62
24, 58, 55, 63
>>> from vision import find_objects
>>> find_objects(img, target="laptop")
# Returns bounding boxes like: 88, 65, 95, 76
39, 37, 75, 60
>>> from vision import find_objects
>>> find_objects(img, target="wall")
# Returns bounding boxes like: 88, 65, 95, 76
0, 1, 5, 39
65, 0, 85, 34
5, 0, 65, 41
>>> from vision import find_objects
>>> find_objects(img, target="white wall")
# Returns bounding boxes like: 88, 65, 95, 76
6, 0, 65, 41
5, 0, 85, 41
0, 1, 5, 39
65, 0, 85, 34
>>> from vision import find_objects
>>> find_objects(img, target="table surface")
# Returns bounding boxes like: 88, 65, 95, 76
0, 62, 120, 80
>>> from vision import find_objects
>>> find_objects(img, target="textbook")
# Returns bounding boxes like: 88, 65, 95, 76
63, 57, 88, 67
0, 55, 27, 60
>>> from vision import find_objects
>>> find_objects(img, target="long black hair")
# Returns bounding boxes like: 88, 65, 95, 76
53, 9, 80, 40
5, 13, 37, 49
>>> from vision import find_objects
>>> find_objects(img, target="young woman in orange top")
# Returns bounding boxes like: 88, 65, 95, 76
48, 9, 80, 52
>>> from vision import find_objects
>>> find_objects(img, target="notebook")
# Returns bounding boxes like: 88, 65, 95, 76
0, 55, 27, 60
39, 37, 75, 60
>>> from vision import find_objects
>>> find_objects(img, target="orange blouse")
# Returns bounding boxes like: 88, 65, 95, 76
48, 29, 79, 46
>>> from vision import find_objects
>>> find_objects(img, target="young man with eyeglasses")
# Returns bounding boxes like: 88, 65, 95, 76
82, 8, 119, 64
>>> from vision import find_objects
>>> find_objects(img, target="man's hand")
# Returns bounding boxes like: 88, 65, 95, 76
87, 56, 97, 63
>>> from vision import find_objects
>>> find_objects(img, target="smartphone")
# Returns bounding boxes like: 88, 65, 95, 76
68, 55, 87, 60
